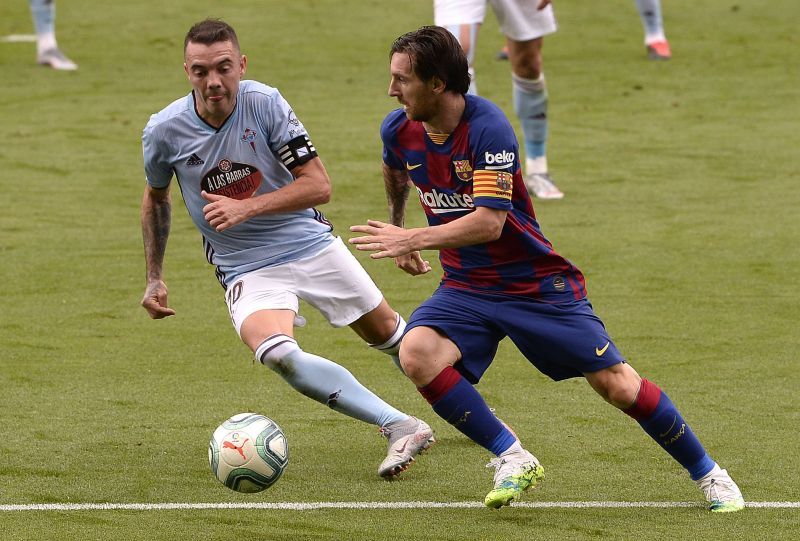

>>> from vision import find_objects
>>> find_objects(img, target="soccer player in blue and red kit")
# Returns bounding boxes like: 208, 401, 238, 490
350, 26, 743, 511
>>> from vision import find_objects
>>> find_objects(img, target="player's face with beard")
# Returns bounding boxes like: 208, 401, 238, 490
388, 53, 438, 122
184, 40, 247, 128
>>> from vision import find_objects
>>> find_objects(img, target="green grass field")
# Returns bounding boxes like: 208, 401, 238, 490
1, 0, 798, 539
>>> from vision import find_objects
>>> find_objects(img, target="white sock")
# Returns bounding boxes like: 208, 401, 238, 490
369, 312, 406, 373
499, 439, 525, 457
526, 156, 548, 176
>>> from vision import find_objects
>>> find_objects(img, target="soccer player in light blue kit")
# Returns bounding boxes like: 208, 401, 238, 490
434, 0, 564, 200
351, 26, 744, 511
140, 19, 432, 480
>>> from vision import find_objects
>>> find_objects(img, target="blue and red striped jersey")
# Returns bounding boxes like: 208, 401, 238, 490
381, 94, 586, 301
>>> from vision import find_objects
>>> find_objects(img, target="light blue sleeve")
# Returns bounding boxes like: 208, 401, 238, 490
142, 120, 173, 188
258, 89, 310, 153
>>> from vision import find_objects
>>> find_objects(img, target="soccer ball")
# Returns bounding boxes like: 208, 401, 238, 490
208, 413, 289, 493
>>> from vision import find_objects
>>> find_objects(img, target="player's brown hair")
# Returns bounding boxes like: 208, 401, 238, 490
390, 26, 470, 95
184, 18, 240, 53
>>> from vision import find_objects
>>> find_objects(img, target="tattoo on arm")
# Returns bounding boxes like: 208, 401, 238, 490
142, 190, 172, 281
383, 164, 410, 227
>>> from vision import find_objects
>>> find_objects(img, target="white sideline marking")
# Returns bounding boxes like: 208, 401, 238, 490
0, 501, 798, 512
1, 34, 37, 43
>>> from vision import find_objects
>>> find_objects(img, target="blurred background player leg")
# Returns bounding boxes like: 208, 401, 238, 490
494, 0, 564, 199
496, 43, 509, 60
434, 0, 485, 96
441, 23, 480, 95
636, 0, 671, 60
29, 0, 77, 70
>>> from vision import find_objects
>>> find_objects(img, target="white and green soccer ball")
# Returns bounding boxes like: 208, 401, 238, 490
208, 413, 289, 493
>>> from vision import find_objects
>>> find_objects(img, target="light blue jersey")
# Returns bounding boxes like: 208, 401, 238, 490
142, 80, 334, 288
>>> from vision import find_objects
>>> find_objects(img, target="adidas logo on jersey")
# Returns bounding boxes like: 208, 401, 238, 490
186, 153, 205, 166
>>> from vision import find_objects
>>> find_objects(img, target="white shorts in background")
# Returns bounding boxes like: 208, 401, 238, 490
434, 0, 486, 26
435, 0, 557, 42
225, 237, 384, 336
489, 0, 557, 41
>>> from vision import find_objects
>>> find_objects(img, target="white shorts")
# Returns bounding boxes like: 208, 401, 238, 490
225, 237, 384, 335
434, 0, 557, 41
434, 0, 486, 26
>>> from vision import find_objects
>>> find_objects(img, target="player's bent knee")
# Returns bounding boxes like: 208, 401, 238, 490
397, 349, 423, 382
398, 340, 433, 383
586, 363, 641, 409
606, 384, 640, 410
399, 327, 457, 385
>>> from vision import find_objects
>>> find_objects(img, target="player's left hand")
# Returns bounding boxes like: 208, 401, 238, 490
349, 220, 418, 260
394, 252, 432, 276
201, 190, 253, 231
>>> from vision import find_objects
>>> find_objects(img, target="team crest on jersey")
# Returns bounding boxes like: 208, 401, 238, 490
201, 159, 263, 200
496, 171, 513, 192
241, 128, 257, 153
453, 160, 473, 182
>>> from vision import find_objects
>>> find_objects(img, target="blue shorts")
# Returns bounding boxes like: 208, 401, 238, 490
406, 287, 625, 383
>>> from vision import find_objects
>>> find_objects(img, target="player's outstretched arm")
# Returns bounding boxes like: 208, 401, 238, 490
141, 185, 176, 319
350, 207, 507, 258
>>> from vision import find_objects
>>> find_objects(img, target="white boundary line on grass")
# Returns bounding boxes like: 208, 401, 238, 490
1, 34, 37, 42
1, 501, 798, 512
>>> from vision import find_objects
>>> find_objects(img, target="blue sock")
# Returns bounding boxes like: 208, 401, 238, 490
625, 379, 716, 480
29, 0, 55, 36
419, 366, 516, 455
635, 0, 666, 41
512, 73, 548, 163
256, 335, 407, 428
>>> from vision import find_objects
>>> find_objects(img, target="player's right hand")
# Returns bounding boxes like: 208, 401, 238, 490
141, 280, 176, 319
395, 252, 431, 276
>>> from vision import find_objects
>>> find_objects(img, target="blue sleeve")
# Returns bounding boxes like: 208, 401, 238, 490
469, 105, 519, 211
259, 89, 310, 153
142, 121, 173, 188
380, 111, 405, 171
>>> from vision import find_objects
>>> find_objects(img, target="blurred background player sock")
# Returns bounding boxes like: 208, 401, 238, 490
624, 379, 716, 480
419, 366, 517, 455
512, 72, 549, 176
636, 0, 667, 43
30, 0, 77, 70
636, 0, 671, 59
30, 0, 56, 52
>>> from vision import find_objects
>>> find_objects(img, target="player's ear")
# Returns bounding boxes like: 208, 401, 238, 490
240, 55, 247, 77
430, 76, 446, 94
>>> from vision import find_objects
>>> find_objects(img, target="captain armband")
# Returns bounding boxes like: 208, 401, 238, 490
278, 135, 318, 169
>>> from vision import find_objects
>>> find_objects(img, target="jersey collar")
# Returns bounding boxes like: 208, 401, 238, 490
190, 90, 239, 133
